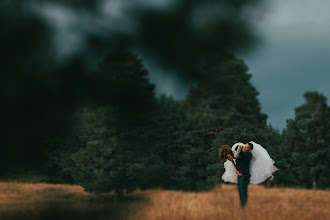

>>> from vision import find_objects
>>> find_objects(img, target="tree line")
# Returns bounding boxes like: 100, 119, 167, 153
11, 52, 328, 195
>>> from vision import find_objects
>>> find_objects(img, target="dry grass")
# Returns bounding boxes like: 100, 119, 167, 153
0, 181, 146, 219
0, 181, 329, 220
132, 185, 330, 220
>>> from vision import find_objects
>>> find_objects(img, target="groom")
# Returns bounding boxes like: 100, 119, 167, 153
233, 143, 253, 207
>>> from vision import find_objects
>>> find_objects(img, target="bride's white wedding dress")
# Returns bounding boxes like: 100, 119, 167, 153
222, 141, 278, 184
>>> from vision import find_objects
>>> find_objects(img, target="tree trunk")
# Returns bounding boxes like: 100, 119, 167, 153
265, 178, 271, 188
115, 188, 124, 201
313, 175, 317, 190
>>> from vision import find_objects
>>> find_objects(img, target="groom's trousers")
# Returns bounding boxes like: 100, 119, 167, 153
237, 174, 250, 207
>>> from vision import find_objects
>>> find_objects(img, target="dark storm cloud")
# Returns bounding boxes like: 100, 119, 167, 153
31, 0, 266, 101
36, 0, 265, 76
131, 0, 262, 76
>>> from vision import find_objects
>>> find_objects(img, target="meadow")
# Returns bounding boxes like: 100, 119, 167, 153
0, 181, 329, 220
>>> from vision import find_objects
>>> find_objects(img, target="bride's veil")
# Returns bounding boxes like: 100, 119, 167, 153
249, 141, 278, 184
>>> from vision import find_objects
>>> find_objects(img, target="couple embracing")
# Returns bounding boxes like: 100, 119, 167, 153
219, 141, 278, 207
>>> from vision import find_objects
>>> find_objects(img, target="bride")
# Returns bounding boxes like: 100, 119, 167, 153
219, 141, 278, 184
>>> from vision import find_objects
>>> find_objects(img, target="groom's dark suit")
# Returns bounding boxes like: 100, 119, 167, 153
235, 149, 252, 207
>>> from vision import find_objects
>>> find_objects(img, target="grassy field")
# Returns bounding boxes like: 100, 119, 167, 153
0, 181, 329, 220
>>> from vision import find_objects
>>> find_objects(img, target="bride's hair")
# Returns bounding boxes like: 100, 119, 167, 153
218, 145, 233, 163
248, 142, 254, 150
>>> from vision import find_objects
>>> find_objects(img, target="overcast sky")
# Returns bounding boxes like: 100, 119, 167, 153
241, 0, 330, 130
148, 0, 330, 131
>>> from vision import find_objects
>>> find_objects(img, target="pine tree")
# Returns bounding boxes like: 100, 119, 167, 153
86, 52, 157, 127
187, 53, 267, 126
58, 52, 160, 195
282, 91, 330, 188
